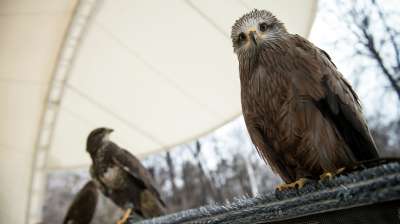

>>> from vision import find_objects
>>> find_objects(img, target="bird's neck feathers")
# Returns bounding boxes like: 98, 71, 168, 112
87, 139, 110, 160
238, 38, 291, 84
238, 53, 259, 84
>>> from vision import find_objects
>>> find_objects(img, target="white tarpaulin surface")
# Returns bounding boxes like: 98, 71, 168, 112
0, 0, 316, 223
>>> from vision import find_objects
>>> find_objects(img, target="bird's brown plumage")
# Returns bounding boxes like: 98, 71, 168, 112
232, 10, 379, 183
87, 128, 167, 218
63, 181, 98, 224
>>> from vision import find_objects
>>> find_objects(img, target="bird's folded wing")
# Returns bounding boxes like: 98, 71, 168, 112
290, 34, 379, 160
111, 145, 166, 206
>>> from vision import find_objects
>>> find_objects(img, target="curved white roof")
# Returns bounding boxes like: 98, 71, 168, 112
0, 0, 316, 223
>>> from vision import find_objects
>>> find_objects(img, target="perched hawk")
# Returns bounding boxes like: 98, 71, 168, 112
87, 128, 167, 223
63, 180, 98, 224
231, 10, 379, 190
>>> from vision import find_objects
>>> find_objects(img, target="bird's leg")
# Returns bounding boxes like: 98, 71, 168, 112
319, 167, 346, 181
116, 208, 132, 224
276, 178, 310, 191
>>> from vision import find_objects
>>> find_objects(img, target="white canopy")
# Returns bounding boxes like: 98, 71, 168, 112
0, 0, 316, 223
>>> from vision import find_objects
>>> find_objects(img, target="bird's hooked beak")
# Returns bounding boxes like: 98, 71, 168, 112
248, 28, 258, 46
249, 30, 257, 45
102, 128, 113, 142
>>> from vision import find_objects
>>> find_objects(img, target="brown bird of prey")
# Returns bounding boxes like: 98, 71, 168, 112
87, 127, 167, 223
231, 10, 379, 190
63, 180, 98, 224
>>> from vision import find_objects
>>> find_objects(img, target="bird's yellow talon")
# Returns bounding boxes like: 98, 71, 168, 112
294, 178, 308, 188
117, 208, 132, 224
320, 167, 346, 181
337, 167, 346, 174
276, 183, 288, 191
319, 172, 334, 181
276, 178, 309, 191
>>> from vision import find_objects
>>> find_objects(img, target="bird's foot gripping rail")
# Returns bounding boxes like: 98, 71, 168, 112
130, 161, 400, 224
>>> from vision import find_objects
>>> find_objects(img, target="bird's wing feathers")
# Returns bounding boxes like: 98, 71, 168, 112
291, 34, 379, 161
111, 147, 146, 188
110, 144, 166, 206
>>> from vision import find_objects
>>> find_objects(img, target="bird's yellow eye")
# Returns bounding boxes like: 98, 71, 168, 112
259, 22, 269, 32
238, 32, 246, 43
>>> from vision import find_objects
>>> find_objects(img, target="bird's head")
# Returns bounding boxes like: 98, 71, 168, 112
86, 127, 114, 155
231, 9, 287, 57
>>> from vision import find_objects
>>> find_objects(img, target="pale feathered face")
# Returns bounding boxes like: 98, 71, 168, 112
231, 10, 287, 56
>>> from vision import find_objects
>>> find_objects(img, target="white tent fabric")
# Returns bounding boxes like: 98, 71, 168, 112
0, 0, 316, 223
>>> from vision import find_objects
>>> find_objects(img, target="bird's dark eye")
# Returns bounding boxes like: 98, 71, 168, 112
238, 32, 246, 43
259, 22, 270, 32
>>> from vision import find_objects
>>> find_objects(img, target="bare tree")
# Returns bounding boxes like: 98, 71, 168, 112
330, 0, 400, 104
165, 152, 178, 194
189, 140, 223, 202
320, 0, 400, 155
